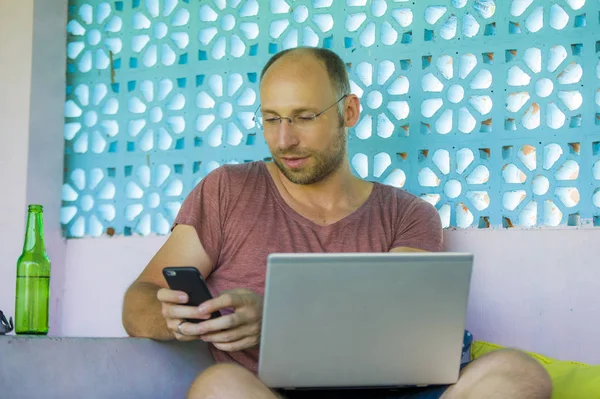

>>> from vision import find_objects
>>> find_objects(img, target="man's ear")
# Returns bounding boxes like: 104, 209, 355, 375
343, 94, 361, 128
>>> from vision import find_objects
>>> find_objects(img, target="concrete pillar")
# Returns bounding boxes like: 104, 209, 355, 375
0, 0, 68, 335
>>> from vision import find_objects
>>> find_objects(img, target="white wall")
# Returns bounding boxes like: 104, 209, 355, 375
61, 235, 167, 337
447, 229, 600, 364
61, 229, 600, 365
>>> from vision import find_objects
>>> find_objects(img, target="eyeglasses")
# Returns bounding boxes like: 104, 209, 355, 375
252, 95, 348, 131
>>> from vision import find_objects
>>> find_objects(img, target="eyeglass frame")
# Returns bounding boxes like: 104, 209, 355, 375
252, 94, 348, 130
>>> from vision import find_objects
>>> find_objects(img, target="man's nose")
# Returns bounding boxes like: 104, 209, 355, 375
277, 118, 300, 150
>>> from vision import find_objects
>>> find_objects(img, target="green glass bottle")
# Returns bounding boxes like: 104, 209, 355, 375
15, 204, 51, 335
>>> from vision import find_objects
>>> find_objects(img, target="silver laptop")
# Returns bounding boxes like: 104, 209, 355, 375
258, 252, 474, 390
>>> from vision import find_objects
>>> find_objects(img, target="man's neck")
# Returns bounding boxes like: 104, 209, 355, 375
275, 161, 367, 211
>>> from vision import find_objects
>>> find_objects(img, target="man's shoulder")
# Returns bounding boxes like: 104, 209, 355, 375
375, 182, 421, 206
375, 182, 438, 217
375, 182, 442, 249
211, 161, 265, 183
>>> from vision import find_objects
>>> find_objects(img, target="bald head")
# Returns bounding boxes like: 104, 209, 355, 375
260, 47, 350, 103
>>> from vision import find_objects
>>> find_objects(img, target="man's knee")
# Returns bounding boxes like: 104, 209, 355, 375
188, 363, 257, 399
197, 363, 254, 383
483, 349, 548, 374
474, 349, 552, 395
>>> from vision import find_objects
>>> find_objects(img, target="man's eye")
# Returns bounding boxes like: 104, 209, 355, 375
296, 115, 316, 121
263, 117, 279, 123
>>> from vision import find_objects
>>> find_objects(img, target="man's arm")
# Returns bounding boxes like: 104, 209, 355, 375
122, 224, 214, 340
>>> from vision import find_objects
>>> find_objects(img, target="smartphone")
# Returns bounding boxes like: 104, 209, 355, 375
162, 267, 221, 322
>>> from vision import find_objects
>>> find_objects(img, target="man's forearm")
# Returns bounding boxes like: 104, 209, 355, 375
122, 282, 174, 341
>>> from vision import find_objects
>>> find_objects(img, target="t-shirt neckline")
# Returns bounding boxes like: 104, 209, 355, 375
258, 161, 381, 231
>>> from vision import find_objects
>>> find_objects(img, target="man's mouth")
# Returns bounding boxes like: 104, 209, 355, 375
280, 156, 309, 168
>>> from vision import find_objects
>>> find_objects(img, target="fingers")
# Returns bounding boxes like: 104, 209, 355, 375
213, 335, 260, 352
200, 323, 260, 344
198, 291, 244, 314
179, 313, 246, 336
159, 288, 262, 349
161, 302, 208, 321
166, 319, 199, 342
158, 288, 209, 341
157, 288, 188, 304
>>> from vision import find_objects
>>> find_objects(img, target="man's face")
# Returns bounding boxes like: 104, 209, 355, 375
259, 53, 349, 185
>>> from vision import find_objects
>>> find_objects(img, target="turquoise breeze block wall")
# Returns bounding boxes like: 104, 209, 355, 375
62, 0, 600, 237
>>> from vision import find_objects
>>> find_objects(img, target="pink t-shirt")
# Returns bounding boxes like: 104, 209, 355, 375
174, 161, 442, 373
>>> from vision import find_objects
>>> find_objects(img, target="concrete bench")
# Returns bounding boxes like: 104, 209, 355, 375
0, 336, 215, 399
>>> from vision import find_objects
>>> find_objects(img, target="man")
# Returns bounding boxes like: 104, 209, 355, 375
122, 47, 552, 399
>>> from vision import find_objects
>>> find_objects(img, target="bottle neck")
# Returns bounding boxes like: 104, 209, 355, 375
22, 209, 47, 255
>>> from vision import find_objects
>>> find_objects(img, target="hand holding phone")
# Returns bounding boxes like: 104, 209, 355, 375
161, 267, 262, 351
162, 267, 221, 322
